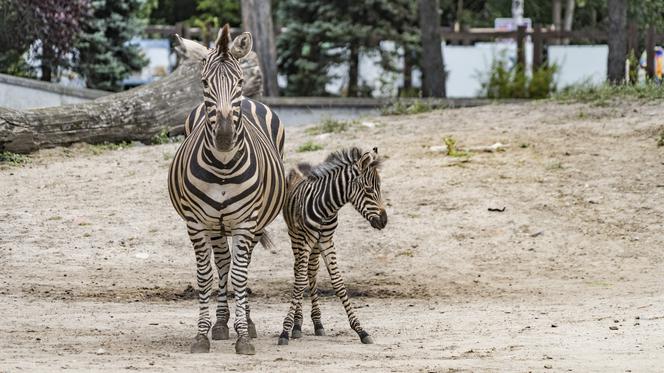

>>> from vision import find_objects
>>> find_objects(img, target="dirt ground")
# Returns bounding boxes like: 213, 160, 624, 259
1, 100, 663, 372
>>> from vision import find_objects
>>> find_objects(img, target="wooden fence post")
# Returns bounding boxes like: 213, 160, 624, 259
516, 25, 526, 67
646, 25, 656, 80
533, 24, 543, 70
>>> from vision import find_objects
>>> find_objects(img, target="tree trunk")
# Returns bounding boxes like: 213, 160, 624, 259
347, 42, 359, 97
607, 0, 627, 84
563, 0, 575, 31
241, 0, 279, 97
418, 0, 446, 98
552, 0, 562, 30
0, 50, 263, 153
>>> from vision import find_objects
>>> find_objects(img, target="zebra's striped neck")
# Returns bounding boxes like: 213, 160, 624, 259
308, 166, 358, 220
201, 120, 247, 167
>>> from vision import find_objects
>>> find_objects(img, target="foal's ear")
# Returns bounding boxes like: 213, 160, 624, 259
356, 151, 376, 171
230, 32, 253, 59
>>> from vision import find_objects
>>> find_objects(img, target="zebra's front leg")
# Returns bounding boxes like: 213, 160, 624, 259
278, 245, 310, 345
308, 244, 325, 336
321, 239, 373, 344
188, 226, 214, 353
230, 231, 258, 355
210, 233, 230, 341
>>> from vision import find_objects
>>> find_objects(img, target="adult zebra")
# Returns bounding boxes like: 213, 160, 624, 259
278, 147, 388, 346
168, 25, 286, 355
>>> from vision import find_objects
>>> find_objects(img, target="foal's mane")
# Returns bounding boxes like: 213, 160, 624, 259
298, 147, 364, 179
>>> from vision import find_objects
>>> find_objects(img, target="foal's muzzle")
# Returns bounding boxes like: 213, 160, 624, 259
369, 209, 388, 230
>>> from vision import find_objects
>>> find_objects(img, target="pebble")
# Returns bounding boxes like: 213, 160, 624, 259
96, 347, 107, 355
609, 326, 619, 331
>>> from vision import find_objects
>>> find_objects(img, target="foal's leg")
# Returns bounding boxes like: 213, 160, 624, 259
210, 233, 231, 340
308, 244, 325, 336
320, 239, 373, 344
278, 239, 311, 345
187, 224, 214, 353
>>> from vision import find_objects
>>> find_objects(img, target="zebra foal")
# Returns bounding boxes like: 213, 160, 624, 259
278, 147, 388, 346
168, 25, 286, 355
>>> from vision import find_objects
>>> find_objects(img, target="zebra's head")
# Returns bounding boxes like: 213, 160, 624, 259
350, 147, 388, 230
200, 24, 252, 152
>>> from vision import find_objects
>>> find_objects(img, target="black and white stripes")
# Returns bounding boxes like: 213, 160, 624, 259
168, 25, 286, 355
278, 147, 387, 346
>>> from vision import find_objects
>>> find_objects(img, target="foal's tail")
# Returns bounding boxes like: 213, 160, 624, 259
259, 230, 275, 251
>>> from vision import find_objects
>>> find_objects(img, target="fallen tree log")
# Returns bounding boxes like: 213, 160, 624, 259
0, 43, 263, 154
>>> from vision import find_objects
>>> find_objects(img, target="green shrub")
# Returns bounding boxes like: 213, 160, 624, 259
554, 82, 664, 105
0, 151, 30, 165
296, 141, 324, 152
482, 60, 558, 99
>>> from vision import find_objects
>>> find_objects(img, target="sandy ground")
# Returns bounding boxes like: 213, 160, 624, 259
1, 100, 663, 372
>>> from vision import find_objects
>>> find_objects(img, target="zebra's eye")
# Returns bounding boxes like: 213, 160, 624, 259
238, 79, 244, 86
202, 80, 209, 89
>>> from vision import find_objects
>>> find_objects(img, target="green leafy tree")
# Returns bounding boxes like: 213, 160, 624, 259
276, 0, 417, 97
75, 0, 148, 91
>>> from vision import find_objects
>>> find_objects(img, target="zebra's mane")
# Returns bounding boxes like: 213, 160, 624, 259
297, 147, 376, 180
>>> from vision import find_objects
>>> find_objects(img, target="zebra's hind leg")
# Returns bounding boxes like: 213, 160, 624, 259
308, 244, 325, 336
210, 233, 230, 341
188, 225, 214, 353
246, 302, 257, 338
321, 239, 373, 344
278, 244, 310, 345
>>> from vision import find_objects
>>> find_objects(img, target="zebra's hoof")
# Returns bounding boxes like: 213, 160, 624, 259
277, 331, 289, 345
314, 322, 325, 336
190, 334, 210, 353
235, 337, 255, 355
248, 320, 258, 339
291, 324, 302, 339
211, 323, 229, 340
359, 331, 374, 344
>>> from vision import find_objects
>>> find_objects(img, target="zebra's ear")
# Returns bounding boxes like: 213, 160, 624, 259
174, 34, 209, 61
230, 32, 253, 59
357, 152, 374, 171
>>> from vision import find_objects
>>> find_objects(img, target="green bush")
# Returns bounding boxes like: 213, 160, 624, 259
482, 60, 557, 99
296, 141, 324, 152
0, 151, 29, 166
554, 82, 664, 105
305, 117, 355, 135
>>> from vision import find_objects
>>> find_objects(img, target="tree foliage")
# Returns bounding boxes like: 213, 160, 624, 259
276, 0, 417, 96
75, 0, 148, 91
0, 0, 89, 81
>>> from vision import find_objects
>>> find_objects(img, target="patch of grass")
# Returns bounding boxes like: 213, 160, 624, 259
396, 249, 414, 258
89, 141, 131, 155
151, 129, 170, 145
305, 117, 356, 135
296, 141, 324, 152
381, 100, 439, 116
47, 216, 62, 221
657, 129, 664, 147
554, 82, 664, 106
0, 151, 30, 166
443, 136, 470, 157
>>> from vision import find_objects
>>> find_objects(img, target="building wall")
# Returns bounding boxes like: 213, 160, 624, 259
0, 74, 108, 110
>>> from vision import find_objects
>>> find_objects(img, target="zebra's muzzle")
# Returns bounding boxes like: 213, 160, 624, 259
369, 210, 388, 230
213, 120, 234, 151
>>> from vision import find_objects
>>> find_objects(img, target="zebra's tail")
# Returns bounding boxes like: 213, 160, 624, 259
259, 230, 275, 251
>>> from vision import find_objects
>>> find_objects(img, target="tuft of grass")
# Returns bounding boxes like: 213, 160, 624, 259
657, 129, 664, 147
151, 129, 171, 145
443, 136, 470, 157
381, 100, 439, 116
546, 161, 564, 170
554, 82, 664, 106
89, 141, 131, 155
296, 141, 324, 152
306, 117, 356, 135
0, 151, 30, 166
